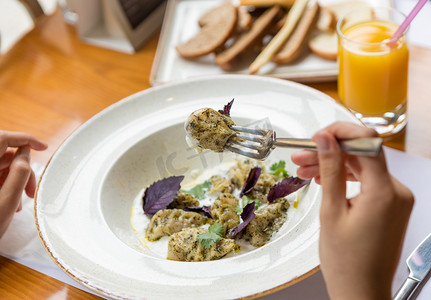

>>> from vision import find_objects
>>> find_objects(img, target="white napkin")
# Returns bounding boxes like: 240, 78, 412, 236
0, 165, 50, 263
0, 163, 99, 297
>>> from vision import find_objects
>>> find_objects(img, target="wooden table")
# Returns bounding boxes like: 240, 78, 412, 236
1, 8, 430, 299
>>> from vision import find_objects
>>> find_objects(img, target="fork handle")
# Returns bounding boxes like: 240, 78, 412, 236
273, 137, 383, 156
393, 277, 420, 300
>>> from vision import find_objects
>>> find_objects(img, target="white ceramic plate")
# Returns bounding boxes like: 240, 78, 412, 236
150, 0, 392, 85
35, 75, 360, 299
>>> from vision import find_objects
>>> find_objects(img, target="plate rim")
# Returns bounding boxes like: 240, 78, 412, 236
34, 74, 359, 299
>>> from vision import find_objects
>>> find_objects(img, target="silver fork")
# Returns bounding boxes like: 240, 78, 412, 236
225, 125, 383, 160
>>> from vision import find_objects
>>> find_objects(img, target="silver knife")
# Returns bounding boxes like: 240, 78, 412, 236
394, 233, 431, 300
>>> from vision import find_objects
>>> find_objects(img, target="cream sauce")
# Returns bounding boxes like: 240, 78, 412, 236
130, 160, 299, 260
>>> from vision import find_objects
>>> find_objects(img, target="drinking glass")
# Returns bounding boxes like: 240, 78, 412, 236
337, 7, 408, 137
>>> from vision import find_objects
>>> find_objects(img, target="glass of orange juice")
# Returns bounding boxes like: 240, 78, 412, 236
337, 7, 409, 136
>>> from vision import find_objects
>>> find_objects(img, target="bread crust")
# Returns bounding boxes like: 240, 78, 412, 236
240, 0, 294, 7
308, 31, 338, 61
273, 1, 320, 64
215, 5, 283, 71
327, 1, 371, 21
316, 6, 336, 32
237, 8, 253, 32
176, 3, 238, 59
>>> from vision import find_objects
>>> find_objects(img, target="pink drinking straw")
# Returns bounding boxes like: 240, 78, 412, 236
390, 0, 428, 43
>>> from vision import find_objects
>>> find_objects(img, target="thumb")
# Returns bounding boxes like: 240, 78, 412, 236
314, 131, 347, 216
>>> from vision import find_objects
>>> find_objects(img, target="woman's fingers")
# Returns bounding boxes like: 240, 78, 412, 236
0, 150, 15, 170
16, 201, 23, 212
25, 169, 37, 198
296, 164, 319, 180
291, 150, 318, 167
297, 164, 358, 182
0, 151, 37, 198
0, 131, 47, 199
0, 131, 48, 154
0, 146, 32, 211
353, 153, 393, 194
314, 122, 384, 189
0, 131, 47, 237
314, 131, 347, 216
322, 122, 378, 139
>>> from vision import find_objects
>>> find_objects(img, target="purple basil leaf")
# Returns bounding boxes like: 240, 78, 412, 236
201, 205, 213, 219
218, 99, 234, 116
231, 202, 256, 238
267, 176, 311, 202
183, 205, 213, 219
143, 176, 184, 215
240, 167, 261, 197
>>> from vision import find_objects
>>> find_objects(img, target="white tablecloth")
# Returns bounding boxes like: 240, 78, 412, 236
1, 147, 431, 299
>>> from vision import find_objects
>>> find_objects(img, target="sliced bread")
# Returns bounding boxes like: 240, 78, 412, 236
308, 1, 371, 61
237, 8, 253, 32
239, 0, 294, 8
273, 1, 320, 64
176, 3, 238, 58
215, 5, 283, 71
308, 31, 338, 60
316, 6, 337, 32
328, 1, 371, 22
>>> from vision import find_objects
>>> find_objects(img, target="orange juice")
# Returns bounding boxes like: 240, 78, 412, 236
338, 20, 409, 115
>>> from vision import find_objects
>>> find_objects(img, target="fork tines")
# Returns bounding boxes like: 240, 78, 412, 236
225, 126, 274, 160
231, 125, 269, 136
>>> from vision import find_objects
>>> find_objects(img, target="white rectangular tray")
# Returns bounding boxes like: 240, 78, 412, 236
150, 0, 392, 85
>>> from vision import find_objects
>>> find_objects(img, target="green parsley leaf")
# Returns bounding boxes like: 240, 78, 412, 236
269, 160, 289, 179
197, 222, 223, 249
236, 196, 261, 215
181, 180, 212, 200
209, 222, 224, 236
